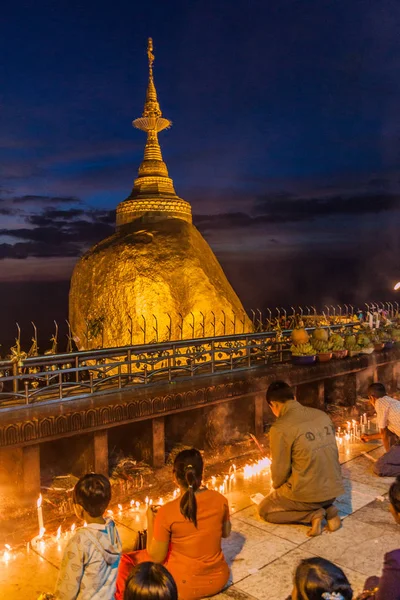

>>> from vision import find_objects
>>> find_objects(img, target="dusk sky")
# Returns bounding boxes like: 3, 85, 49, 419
1, 0, 400, 341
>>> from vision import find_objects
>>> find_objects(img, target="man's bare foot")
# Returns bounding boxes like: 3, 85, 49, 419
326, 514, 341, 532
307, 516, 324, 537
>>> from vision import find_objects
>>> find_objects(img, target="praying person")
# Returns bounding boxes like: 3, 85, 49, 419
288, 557, 353, 600
123, 562, 177, 600
258, 381, 344, 536
116, 448, 231, 600
55, 473, 122, 600
360, 383, 400, 477
358, 475, 400, 599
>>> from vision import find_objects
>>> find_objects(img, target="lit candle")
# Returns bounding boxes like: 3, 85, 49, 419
56, 526, 61, 541
37, 494, 44, 532
118, 504, 123, 514
145, 496, 149, 505
135, 501, 140, 509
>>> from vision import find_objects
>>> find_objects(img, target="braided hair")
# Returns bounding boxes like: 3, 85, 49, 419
173, 448, 203, 527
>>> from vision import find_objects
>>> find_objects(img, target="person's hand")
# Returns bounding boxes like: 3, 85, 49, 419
361, 434, 371, 443
146, 504, 160, 522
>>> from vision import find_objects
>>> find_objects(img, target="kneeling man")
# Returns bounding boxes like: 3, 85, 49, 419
258, 381, 344, 536
361, 382, 400, 477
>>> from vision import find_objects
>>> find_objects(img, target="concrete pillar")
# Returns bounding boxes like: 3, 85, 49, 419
377, 363, 395, 394
317, 380, 325, 409
152, 417, 165, 468
296, 382, 323, 408
22, 444, 41, 498
93, 431, 108, 475
254, 393, 265, 437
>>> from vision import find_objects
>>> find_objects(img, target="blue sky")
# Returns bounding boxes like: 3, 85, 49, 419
0, 0, 399, 311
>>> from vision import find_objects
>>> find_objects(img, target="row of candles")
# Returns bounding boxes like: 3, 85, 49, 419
2, 456, 273, 563
335, 413, 375, 446
2, 421, 368, 564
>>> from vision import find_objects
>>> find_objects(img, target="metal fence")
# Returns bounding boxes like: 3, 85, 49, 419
0, 323, 358, 408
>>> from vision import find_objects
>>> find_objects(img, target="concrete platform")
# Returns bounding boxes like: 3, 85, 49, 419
0, 442, 396, 599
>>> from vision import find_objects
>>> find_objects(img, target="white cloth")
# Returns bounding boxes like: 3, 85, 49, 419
55, 519, 122, 600
375, 395, 400, 437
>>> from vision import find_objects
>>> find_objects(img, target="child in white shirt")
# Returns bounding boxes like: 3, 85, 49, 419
55, 473, 122, 600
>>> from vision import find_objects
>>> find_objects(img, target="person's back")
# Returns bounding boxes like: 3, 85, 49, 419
375, 394, 400, 437
270, 400, 344, 502
56, 519, 121, 600
55, 473, 122, 600
154, 488, 228, 569
115, 449, 230, 600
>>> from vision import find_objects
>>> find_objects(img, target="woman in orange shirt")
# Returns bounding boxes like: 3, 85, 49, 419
115, 448, 231, 600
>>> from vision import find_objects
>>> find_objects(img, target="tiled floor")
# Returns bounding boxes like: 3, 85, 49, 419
0, 441, 397, 599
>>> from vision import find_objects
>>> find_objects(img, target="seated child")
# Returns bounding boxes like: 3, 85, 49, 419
55, 473, 122, 600
123, 562, 177, 600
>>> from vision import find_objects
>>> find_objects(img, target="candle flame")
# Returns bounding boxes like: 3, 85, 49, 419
83, 521, 87, 527
118, 504, 123, 511
5, 544, 11, 550
37, 494, 42, 509
130, 500, 135, 507
56, 526, 61, 540
243, 457, 271, 479
158, 497, 164, 505
135, 501, 140, 508
394, 282, 400, 290
145, 496, 149, 504
71, 523, 76, 533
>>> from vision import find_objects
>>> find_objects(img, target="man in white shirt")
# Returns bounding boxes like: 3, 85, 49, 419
361, 382, 400, 477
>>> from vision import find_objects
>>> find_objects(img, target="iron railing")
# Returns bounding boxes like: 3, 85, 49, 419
0, 323, 359, 408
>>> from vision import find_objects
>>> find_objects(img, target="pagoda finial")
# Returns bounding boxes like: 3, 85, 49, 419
147, 37, 155, 72
134, 38, 171, 131
116, 38, 192, 228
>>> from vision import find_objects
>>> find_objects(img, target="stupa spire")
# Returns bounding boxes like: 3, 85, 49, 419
116, 38, 192, 228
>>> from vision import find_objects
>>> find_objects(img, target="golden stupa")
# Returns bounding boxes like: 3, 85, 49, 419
69, 39, 252, 349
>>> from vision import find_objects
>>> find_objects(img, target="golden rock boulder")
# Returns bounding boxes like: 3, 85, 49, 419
69, 218, 251, 348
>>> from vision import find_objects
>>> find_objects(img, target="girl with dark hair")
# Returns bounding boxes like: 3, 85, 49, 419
290, 557, 353, 600
123, 562, 177, 600
116, 448, 231, 600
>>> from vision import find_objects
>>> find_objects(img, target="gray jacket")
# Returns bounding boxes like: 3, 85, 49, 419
269, 400, 344, 502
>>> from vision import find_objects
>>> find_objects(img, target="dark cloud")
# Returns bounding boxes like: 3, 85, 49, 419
0, 205, 115, 260
254, 193, 400, 221
28, 208, 85, 226
0, 241, 81, 259
0, 207, 19, 216
0, 220, 113, 245
10, 195, 82, 205
194, 193, 400, 232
